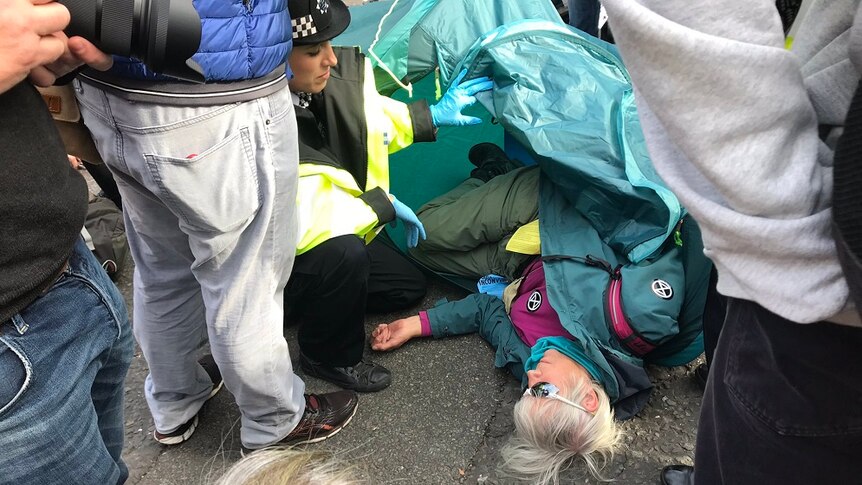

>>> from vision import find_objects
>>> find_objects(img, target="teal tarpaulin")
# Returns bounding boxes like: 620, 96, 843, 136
334, 1, 707, 366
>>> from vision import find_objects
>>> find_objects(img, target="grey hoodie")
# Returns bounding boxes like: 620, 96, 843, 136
601, 0, 862, 324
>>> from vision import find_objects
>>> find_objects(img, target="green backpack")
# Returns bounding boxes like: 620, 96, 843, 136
82, 194, 129, 280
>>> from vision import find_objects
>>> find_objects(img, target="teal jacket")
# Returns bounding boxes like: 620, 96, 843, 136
374, 9, 713, 420
423, 293, 653, 420
420, 213, 710, 421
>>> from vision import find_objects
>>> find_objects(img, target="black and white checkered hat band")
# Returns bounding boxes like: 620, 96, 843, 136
292, 15, 318, 40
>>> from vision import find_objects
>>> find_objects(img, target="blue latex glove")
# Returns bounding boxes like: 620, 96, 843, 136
390, 196, 427, 248
428, 69, 494, 127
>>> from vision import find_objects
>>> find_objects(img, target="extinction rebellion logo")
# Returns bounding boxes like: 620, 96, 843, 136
527, 291, 542, 312
651, 279, 673, 300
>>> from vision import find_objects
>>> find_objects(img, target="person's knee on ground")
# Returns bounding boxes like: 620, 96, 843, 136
501, 378, 620, 484
316, 235, 372, 287
389, 270, 426, 308
365, 238, 427, 313
366, 269, 426, 313
288, 235, 371, 327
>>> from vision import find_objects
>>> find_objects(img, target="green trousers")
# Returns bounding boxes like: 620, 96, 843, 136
409, 166, 539, 279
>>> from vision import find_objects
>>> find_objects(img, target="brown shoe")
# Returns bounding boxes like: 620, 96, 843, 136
282, 391, 359, 445
241, 391, 358, 454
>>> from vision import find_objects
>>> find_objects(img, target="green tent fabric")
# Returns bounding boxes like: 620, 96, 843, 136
337, 10, 681, 263
333, 0, 414, 52
335, 0, 526, 254
385, 77, 503, 257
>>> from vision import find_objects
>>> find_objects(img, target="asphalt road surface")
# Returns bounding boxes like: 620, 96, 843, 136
110, 257, 702, 485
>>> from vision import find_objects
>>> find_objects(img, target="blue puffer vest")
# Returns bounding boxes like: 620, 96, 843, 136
110, 0, 292, 82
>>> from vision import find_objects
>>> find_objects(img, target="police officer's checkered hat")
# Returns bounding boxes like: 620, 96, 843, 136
289, 0, 351, 45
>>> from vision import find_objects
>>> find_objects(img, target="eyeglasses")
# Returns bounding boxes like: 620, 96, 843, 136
523, 382, 595, 416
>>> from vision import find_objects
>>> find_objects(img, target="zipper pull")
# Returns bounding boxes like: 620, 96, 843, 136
673, 219, 684, 247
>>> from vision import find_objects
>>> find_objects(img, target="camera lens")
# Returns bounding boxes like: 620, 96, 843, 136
58, 0, 203, 82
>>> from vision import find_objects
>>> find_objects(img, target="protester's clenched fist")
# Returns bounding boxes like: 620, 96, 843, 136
0, 0, 70, 93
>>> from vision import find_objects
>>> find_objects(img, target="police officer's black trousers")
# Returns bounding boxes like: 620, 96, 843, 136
285, 235, 426, 367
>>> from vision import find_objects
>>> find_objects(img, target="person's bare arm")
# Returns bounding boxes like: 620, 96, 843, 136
370, 316, 423, 351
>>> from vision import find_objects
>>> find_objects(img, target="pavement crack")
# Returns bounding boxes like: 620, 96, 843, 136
461, 372, 512, 483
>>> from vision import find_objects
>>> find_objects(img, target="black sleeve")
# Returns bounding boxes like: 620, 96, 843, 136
408, 99, 437, 143
358, 186, 396, 226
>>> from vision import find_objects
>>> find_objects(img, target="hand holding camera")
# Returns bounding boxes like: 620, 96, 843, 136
56, 0, 204, 82
29, 32, 114, 87
0, 0, 70, 93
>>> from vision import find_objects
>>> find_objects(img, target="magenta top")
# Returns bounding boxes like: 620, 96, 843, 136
420, 259, 569, 346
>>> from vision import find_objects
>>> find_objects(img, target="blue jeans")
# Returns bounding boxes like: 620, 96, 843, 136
0, 239, 134, 485
568, 0, 601, 37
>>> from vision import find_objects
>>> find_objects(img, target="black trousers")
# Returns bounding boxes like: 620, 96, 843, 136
83, 160, 122, 210
695, 297, 862, 484
284, 235, 426, 367
701, 267, 726, 367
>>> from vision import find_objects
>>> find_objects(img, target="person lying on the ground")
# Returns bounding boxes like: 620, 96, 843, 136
380, 144, 710, 482
370, 259, 624, 484
283, 0, 493, 393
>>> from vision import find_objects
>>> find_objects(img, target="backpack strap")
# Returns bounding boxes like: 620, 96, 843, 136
605, 264, 658, 356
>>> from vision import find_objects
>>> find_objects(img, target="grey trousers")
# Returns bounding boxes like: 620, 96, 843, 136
410, 166, 540, 279
75, 80, 305, 448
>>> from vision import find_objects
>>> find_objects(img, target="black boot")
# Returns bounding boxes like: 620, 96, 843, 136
467, 142, 521, 182
693, 363, 709, 391
300, 352, 392, 393
660, 465, 694, 485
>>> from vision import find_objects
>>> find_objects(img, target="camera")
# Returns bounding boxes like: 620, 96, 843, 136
57, 0, 204, 83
